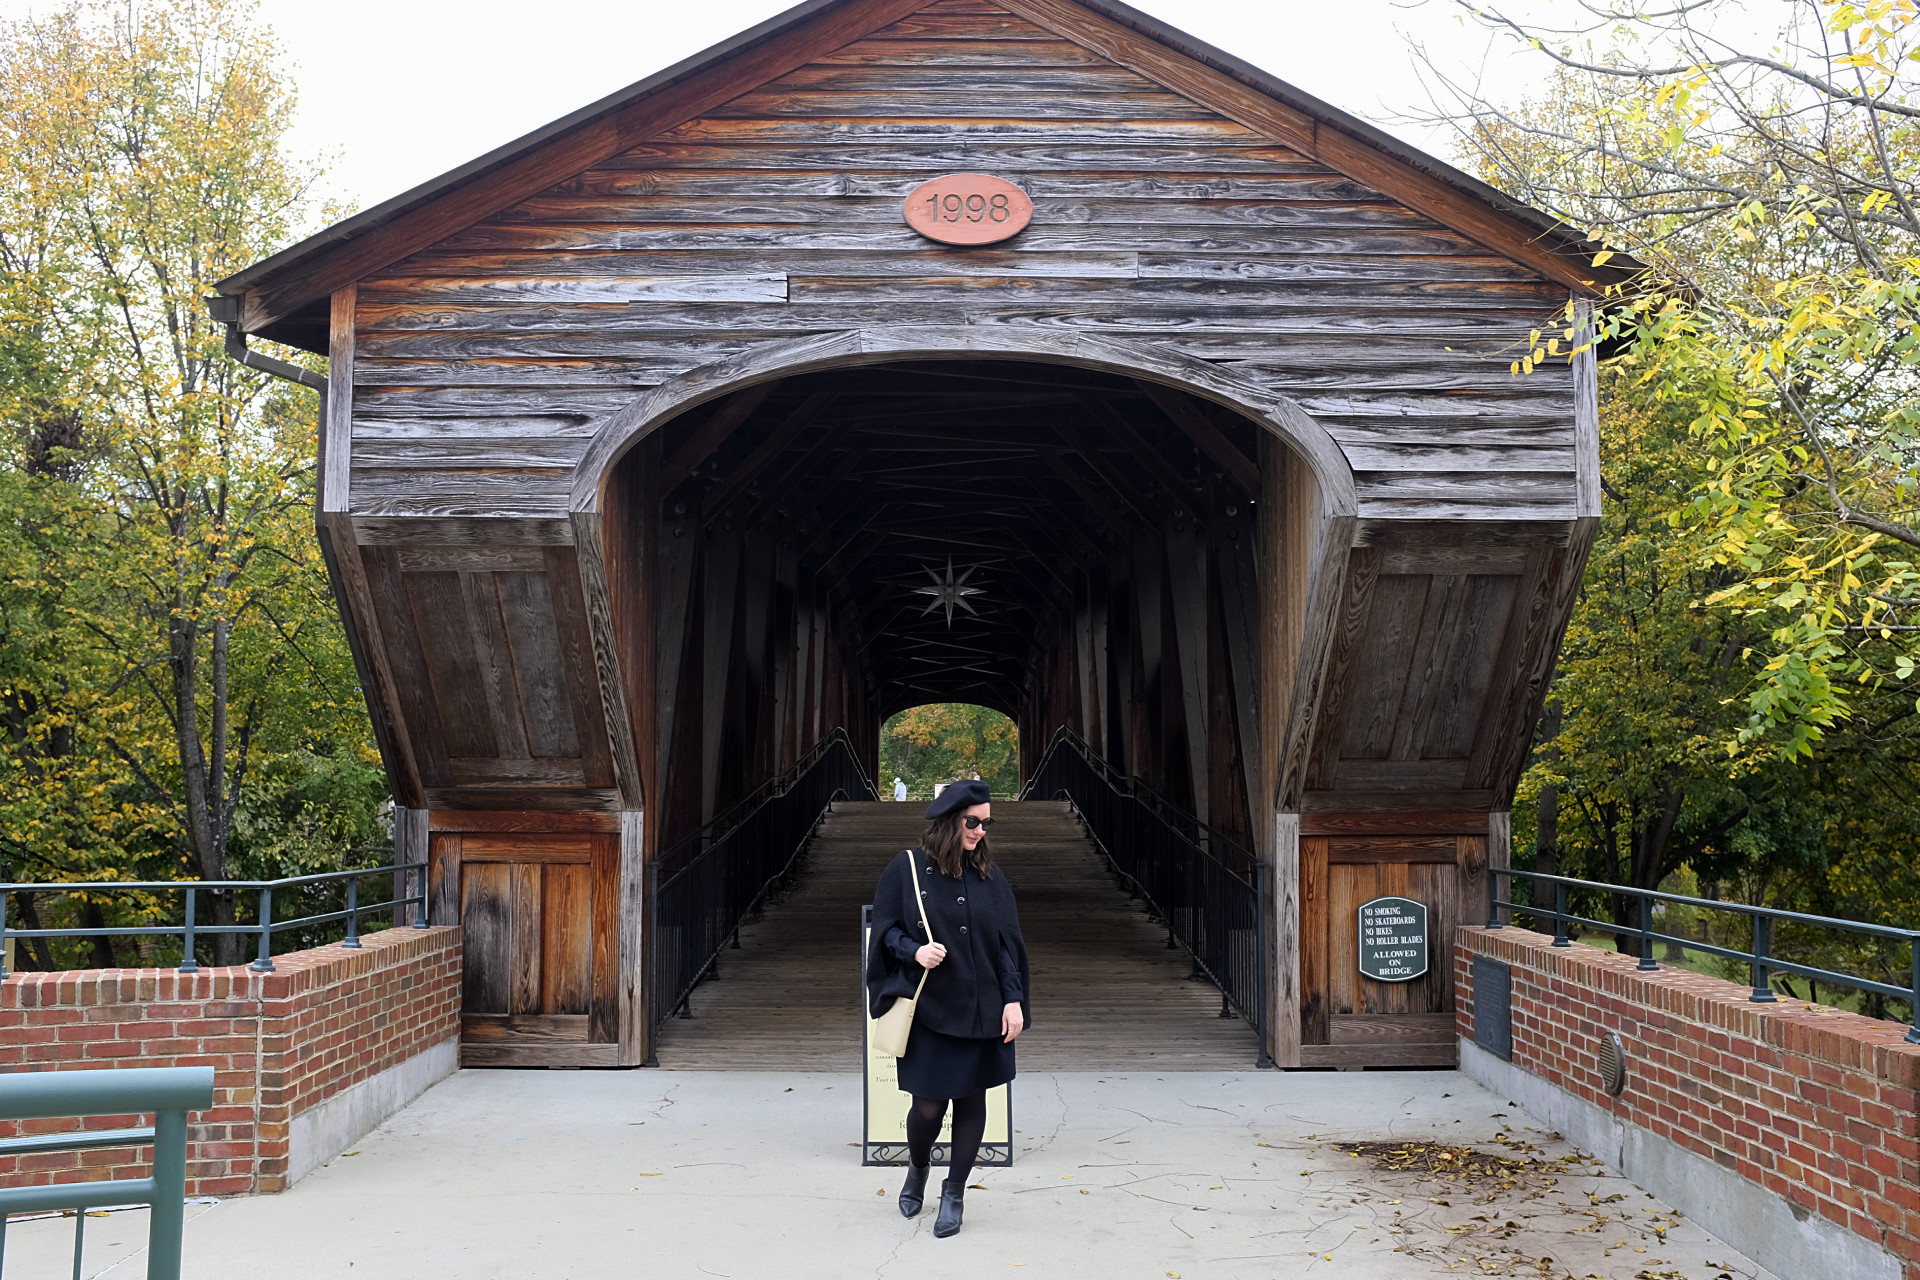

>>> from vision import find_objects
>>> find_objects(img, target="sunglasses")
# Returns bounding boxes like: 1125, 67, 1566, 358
962, 816, 995, 831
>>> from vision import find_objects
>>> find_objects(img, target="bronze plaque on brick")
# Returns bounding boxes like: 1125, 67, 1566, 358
1358, 896, 1429, 982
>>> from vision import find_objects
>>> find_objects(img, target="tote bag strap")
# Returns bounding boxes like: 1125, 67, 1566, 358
906, 851, 933, 1001
907, 850, 934, 944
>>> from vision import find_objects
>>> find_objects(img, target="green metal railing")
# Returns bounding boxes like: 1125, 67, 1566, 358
0, 1066, 214, 1280
0, 862, 429, 976
1488, 866, 1920, 1043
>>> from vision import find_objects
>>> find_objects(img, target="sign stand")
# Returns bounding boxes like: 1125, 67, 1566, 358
861, 905, 1012, 1167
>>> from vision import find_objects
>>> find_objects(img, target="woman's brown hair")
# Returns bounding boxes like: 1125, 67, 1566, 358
922, 813, 994, 880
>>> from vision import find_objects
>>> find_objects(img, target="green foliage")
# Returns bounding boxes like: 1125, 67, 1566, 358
0, 0, 381, 966
880, 704, 1019, 800
1445, 0, 1920, 759
1452, 3, 1920, 995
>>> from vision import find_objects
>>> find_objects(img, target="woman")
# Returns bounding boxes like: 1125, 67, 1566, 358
865, 779, 1030, 1238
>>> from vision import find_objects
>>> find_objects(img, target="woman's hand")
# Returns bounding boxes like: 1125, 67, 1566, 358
915, 943, 947, 969
1001, 1002, 1025, 1043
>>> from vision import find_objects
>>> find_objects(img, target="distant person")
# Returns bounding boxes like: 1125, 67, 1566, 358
894, 777, 907, 803
864, 780, 1029, 1238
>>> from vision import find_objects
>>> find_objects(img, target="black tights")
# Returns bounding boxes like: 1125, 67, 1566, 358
906, 1092, 988, 1186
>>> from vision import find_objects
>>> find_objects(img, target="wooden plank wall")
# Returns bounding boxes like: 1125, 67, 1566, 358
429, 811, 625, 1066
1294, 812, 1489, 1067
348, 0, 1577, 532
317, 0, 1602, 1068
1298, 518, 1594, 813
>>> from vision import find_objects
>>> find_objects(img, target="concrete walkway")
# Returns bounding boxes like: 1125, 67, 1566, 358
8, 1068, 1777, 1280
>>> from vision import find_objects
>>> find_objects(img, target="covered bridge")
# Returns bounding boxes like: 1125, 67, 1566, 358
213, 0, 1625, 1072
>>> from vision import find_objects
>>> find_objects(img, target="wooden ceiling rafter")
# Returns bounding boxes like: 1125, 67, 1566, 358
1048, 424, 1161, 527
662, 384, 774, 492
1034, 448, 1132, 544
1133, 380, 1260, 500
737, 432, 860, 529
1079, 396, 1211, 523
698, 391, 836, 522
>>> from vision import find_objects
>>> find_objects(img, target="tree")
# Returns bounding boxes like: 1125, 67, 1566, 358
0, 0, 377, 965
1428, 0, 1920, 758
880, 704, 1020, 800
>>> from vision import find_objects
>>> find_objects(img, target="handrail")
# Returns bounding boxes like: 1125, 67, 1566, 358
657, 727, 872, 883
1488, 866, 1920, 1044
1020, 728, 1269, 1066
1, 861, 430, 977
1021, 726, 1257, 880
650, 731, 878, 1052
0, 1065, 215, 1280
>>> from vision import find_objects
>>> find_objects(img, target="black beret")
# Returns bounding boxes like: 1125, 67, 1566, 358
923, 779, 991, 820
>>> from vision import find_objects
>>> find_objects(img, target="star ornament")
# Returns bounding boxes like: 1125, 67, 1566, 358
914, 558, 984, 628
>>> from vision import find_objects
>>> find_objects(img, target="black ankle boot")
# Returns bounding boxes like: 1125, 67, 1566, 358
933, 1178, 965, 1237
898, 1160, 930, 1218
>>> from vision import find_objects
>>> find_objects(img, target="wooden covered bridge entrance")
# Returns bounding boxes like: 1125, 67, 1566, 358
214, 0, 1623, 1072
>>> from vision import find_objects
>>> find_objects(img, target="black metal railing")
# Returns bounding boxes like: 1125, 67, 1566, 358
1487, 867, 1920, 1044
650, 729, 877, 1047
1020, 727, 1269, 1066
1, 862, 429, 976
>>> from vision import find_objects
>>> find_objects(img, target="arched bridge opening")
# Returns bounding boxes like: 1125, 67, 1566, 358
605, 357, 1302, 1069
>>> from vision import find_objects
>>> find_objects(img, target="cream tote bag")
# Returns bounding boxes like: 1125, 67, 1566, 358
872, 852, 932, 1059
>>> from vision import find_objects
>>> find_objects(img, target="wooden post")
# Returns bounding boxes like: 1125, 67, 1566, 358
1088, 564, 1111, 762
1272, 811, 1302, 1067
769, 541, 798, 775
1216, 523, 1263, 838
1488, 811, 1512, 926
700, 530, 742, 823
1131, 531, 1164, 788
654, 514, 698, 816
619, 808, 647, 1066
392, 805, 428, 925
1166, 523, 1210, 827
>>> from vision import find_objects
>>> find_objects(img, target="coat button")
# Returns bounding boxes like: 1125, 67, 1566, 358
957, 896, 966, 905
960, 925, 969, 934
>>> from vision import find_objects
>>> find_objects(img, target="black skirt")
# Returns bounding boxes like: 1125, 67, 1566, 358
897, 1023, 1015, 1099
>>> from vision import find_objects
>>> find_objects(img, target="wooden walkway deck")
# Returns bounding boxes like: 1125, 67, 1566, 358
652, 800, 1262, 1070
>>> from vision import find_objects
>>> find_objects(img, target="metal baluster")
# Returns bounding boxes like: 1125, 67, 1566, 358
1553, 881, 1570, 947
179, 888, 198, 974
1750, 913, 1778, 1002
1, 880, 10, 980
1638, 895, 1659, 971
343, 876, 362, 947
148, 1103, 190, 1280
71, 1203, 84, 1280
414, 861, 430, 928
1907, 938, 1920, 1046
252, 886, 275, 972
1486, 866, 1501, 928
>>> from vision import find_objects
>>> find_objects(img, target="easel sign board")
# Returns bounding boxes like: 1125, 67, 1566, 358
861, 905, 1012, 1167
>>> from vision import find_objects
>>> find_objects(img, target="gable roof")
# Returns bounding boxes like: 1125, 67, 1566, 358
217, 0, 1638, 353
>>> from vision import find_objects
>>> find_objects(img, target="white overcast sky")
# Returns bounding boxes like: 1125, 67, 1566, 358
1, 0, 1555, 222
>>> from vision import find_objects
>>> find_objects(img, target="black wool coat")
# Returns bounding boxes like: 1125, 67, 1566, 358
865, 848, 1032, 1041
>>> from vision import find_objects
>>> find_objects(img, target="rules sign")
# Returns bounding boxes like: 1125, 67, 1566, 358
1357, 896, 1429, 982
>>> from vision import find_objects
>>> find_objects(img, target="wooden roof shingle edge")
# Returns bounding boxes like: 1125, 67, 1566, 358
214, 0, 1641, 353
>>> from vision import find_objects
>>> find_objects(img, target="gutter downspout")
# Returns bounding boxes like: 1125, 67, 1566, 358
205, 294, 327, 392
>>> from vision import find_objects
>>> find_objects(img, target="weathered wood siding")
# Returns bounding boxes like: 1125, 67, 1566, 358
347, 0, 1576, 529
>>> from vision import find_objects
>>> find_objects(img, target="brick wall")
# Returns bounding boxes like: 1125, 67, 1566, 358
0, 924, 460, 1196
1458, 925, 1920, 1280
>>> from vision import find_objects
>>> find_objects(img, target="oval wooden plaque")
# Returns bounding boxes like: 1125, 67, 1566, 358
903, 174, 1032, 245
